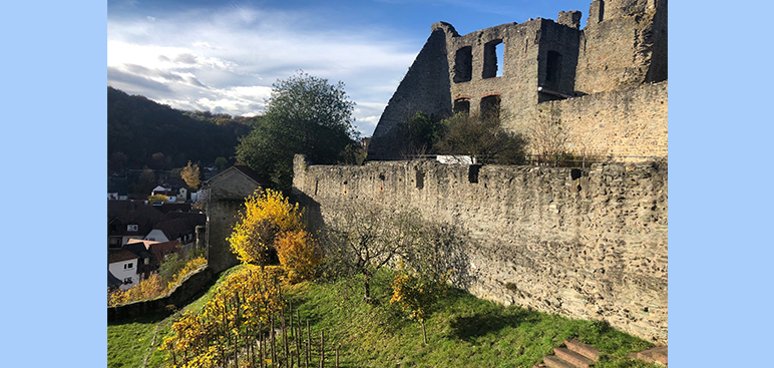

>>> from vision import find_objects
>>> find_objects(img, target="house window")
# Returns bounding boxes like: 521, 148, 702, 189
482, 39, 504, 78
127, 224, 139, 232
124, 263, 133, 269
453, 98, 470, 115
480, 95, 501, 122
123, 277, 133, 284
453, 46, 472, 83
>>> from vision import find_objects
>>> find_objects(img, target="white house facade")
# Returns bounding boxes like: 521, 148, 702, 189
108, 254, 139, 291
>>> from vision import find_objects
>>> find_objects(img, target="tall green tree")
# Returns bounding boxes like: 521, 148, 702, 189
435, 113, 527, 164
396, 112, 445, 158
236, 72, 357, 190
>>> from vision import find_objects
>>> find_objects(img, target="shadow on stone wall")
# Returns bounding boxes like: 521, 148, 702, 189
292, 188, 473, 290
404, 219, 474, 289
292, 189, 324, 232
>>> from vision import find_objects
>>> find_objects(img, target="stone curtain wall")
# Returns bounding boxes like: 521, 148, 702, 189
536, 81, 667, 161
108, 267, 214, 321
293, 155, 667, 343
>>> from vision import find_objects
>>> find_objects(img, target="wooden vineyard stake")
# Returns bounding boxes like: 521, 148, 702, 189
282, 309, 289, 368
296, 318, 302, 366
306, 320, 311, 368
271, 316, 277, 367
335, 345, 339, 368
319, 330, 325, 368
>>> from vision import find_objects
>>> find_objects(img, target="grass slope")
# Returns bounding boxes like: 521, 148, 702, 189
287, 272, 660, 368
107, 266, 245, 368
108, 267, 660, 368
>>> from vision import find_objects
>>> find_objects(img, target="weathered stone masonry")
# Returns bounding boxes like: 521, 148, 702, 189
368, 0, 667, 161
293, 155, 667, 343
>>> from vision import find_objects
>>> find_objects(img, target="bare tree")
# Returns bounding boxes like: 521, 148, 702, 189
322, 204, 423, 301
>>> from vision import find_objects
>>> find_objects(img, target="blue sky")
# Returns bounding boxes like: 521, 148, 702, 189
108, 0, 591, 136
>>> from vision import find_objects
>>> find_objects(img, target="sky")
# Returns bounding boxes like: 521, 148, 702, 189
108, 0, 591, 136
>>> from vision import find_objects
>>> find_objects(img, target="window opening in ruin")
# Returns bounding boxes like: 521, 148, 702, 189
453, 46, 472, 83
480, 95, 501, 122
415, 169, 424, 189
482, 39, 503, 79
468, 164, 481, 184
546, 50, 563, 89
453, 98, 470, 115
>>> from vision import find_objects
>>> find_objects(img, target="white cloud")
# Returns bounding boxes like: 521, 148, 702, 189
108, 6, 418, 135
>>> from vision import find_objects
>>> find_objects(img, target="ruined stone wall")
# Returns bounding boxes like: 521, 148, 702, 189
367, 27, 452, 160
442, 19, 581, 136
293, 155, 667, 343
536, 81, 667, 161
444, 20, 541, 132
575, 0, 667, 94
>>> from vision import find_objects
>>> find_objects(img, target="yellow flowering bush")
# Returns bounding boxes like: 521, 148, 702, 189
227, 189, 303, 266
275, 229, 321, 283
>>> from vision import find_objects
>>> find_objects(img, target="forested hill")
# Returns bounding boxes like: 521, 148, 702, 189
108, 87, 254, 172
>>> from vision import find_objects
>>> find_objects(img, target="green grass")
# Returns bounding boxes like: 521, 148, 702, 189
107, 265, 246, 368
108, 266, 660, 368
287, 271, 660, 368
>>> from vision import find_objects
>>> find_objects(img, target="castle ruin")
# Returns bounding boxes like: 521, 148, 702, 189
367, 0, 667, 162
293, 0, 668, 344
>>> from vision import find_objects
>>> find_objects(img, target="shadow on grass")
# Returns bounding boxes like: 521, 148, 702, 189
108, 311, 170, 327
449, 307, 541, 341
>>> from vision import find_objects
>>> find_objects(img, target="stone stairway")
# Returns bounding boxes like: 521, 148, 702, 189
629, 346, 668, 366
534, 339, 600, 368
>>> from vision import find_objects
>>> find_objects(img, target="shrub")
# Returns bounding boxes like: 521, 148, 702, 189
275, 229, 321, 283
435, 113, 526, 164
227, 189, 303, 266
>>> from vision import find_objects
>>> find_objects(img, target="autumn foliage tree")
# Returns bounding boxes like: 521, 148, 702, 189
180, 160, 201, 190
228, 189, 320, 282
228, 189, 302, 266
390, 269, 440, 345
275, 229, 320, 283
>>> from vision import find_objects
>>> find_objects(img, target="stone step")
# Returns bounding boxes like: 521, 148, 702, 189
564, 339, 601, 362
543, 355, 576, 368
554, 347, 595, 368
629, 346, 668, 366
